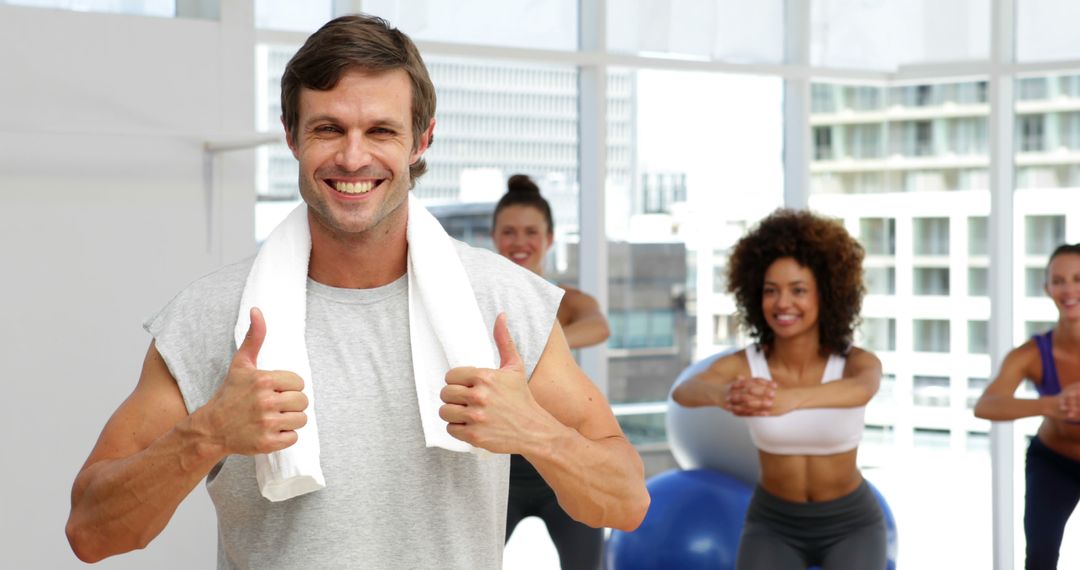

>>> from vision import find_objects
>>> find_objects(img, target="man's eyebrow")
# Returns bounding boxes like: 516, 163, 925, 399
302, 114, 339, 128
301, 115, 407, 130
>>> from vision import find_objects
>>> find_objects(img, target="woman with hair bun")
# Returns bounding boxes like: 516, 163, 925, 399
493, 173, 610, 570
673, 208, 887, 569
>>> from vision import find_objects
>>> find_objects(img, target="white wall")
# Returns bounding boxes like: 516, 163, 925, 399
0, 5, 256, 568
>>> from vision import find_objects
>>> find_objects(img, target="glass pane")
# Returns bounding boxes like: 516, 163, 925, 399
1025, 215, 1066, 255
607, 68, 783, 456
810, 77, 993, 570
864, 266, 896, 295
913, 375, 950, 407
1017, 0, 1080, 62
615, 411, 668, 446
255, 0, 332, 32
364, 0, 578, 51
811, 0, 990, 70
2, 0, 174, 17
810, 79, 989, 194
913, 267, 950, 296
968, 267, 989, 297
968, 216, 988, 255
607, 0, 783, 63
1012, 71, 1080, 568
860, 317, 896, 352
861, 218, 896, 255
968, 320, 989, 354
913, 217, 949, 255
914, 319, 950, 352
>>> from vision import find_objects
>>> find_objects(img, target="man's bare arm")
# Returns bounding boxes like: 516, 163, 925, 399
523, 322, 649, 530
440, 315, 648, 531
66, 309, 307, 562
65, 342, 223, 562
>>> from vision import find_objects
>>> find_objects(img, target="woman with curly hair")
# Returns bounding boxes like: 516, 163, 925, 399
975, 243, 1080, 570
673, 208, 886, 569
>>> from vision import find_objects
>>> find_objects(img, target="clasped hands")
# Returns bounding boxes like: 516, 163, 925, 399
1053, 383, 1080, 421
724, 377, 797, 416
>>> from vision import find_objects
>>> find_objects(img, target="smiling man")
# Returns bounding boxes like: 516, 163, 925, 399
65, 14, 647, 569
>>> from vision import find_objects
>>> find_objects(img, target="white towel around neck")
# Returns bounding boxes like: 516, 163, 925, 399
234, 193, 495, 502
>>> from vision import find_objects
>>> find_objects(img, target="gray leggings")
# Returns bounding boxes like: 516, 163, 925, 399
736, 480, 887, 570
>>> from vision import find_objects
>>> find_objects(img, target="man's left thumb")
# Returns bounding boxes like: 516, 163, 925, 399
494, 313, 524, 373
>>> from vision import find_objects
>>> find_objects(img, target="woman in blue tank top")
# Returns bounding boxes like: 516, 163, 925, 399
975, 243, 1080, 570
674, 209, 886, 569
492, 174, 611, 570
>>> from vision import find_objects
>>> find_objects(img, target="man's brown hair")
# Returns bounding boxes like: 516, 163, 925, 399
281, 14, 436, 185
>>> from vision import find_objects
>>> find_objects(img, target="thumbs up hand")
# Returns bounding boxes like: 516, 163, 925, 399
440, 313, 554, 454
197, 307, 309, 456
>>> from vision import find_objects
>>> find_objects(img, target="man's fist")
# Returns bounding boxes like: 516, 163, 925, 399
198, 307, 309, 455
439, 313, 552, 453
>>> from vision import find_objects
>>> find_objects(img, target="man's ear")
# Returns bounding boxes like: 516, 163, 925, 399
282, 116, 300, 159
411, 117, 436, 163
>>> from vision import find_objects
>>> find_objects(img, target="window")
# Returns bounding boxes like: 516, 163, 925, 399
1026, 267, 1047, 297
968, 216, 988, 255
861, 318, 896, 352
1018, 77, 1048, 101
713, 314, 742, 345
861, 218, 896, 255
914, 121, 934, 156
913, 217, 950, 255
1026, 321, 1055, 338
864, 266, 896, 295
914, 319, 950, 352
607, 67, 782, 441
1019, 115, 1045, 152
968, 267, 989, 297
607, 0, 783, 64
914, 267, 950, 296
1025, 215, 1066, 255
2, 0, 178, 17
814, 126, 833, 160
968, 321, 989, 354
914, 375, 950, 407
846, 124, 883, 159
608, 309, 676, 350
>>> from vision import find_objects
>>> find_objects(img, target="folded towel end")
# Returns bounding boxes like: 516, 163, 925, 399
259, 475, 326, 502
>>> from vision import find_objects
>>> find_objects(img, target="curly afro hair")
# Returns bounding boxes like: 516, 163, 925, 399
727, 208, 865, 356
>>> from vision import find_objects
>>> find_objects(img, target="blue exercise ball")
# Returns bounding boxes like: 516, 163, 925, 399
870, 481, 899, 570
606, 469, 752, 570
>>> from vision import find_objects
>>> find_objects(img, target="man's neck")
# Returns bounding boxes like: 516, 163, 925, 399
307, 211, 408, 290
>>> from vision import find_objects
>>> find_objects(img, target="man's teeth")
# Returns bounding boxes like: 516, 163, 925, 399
512, 252, 529, 260
334, 181, 374, 194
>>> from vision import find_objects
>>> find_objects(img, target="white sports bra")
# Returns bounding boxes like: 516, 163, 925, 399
742, 344, 865, 455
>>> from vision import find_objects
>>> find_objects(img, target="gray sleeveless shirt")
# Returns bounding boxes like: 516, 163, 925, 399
145, 241, 563, 570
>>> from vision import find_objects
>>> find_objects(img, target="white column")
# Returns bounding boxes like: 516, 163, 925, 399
989, 0, 1017, 568
216, 0, 258, 263
577, 0, 609, 393
783, 0, 811, 210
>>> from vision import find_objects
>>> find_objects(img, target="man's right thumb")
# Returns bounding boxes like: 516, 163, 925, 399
236, 307, 266, 366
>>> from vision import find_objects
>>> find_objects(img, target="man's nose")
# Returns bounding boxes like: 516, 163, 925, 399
335, 132, 372, 172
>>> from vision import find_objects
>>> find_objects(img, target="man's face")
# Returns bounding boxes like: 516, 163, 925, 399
287, 67, 433, 240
